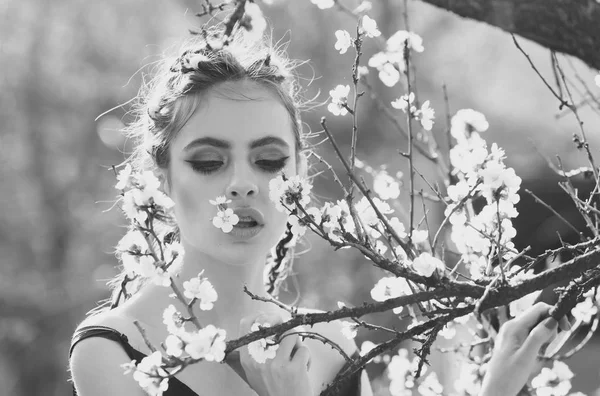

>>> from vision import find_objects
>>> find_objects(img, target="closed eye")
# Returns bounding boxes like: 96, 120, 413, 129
186, 160, 223, 175
256, 157, 289, 173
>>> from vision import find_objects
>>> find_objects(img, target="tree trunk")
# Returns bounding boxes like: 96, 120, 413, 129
419, 0, 600, 71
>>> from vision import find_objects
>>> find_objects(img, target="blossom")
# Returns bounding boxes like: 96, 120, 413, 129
370, 276, 411, 314
354, 196, 394, 238
163, 305, 184, 335
328, 84, 351, 116
478, 161, 522, 203
359, 340, 379, 363
116, 229, 149, 254
212, 208, 239, 233
412, 252, 445, 277
388, 217, 408, 239
360, 15, 381, 38
247, 322, 279, 363
115, 163, 134, 190
451, 109, 489, 141
391, 92, 416, 113
418, 372, 444, 396
183, 276, 218, 310
595, 74, 600, 88
334, 30, 353, 54
268, 174, 312, 212
131, 351, 169, 396
411, 229, 428, 244
340, 321, 358, 340
310, 0, 334, 9
209, 196, 230, 206
387, 30, 424, 53
356, 65, 369, 78
373, 170, 400, 200
368, 52, 401, 87
183, 325, 227, 362
417, 100, 435, 131
165, 334, 184, 357
571, 296, 598, 324
531, 360, 574, 396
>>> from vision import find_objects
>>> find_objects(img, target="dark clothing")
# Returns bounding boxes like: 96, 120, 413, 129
69, 325, 363, 396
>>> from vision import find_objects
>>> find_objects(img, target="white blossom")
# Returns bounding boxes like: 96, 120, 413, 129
212, 208, 240, 233
340, 321, 358, 340
391, 92, 416, 113
247, 322, 280, 363
360, 15, 381, 38
310, 0, 334, 9
417, 100, 435, 131
163, 305, 184, 335
418, 372, 444, 396
571, 296, 598, 324
411, 229, 429, 244
183, 276, 218, 310
328, 84, 351, 116
451, 109, 489, 141
268, 174, 313, 212
131, 351, 169, 396
388, 217, 408, 239
356, 65, 369, 78
373, 170, 401, 200
334, 30, 353, 54
531, 360, 574, 396
595, 74, 600, 88
115, 163, 134, 190
387, 30, 424, 53
209, 196, 230, 206
371, 276, 411, 314
412, 252, 444, 277
183, 325, 227, 362
165, 334, 184, 357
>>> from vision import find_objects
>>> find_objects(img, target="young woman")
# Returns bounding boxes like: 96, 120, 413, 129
68, 28, 561, 396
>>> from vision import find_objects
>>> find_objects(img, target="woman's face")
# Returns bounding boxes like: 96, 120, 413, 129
166, 82, 297, 264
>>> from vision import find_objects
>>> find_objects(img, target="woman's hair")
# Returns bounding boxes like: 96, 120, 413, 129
100, 27, 311, 313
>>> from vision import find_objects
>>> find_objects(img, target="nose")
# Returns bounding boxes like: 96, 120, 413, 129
225, 164, 259, 199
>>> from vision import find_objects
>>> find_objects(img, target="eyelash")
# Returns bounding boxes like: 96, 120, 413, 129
187, 157, 289, 175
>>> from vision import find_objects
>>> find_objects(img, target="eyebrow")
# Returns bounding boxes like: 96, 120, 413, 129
183, 136, 290, 151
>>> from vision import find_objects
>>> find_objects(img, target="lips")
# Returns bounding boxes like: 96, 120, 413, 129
232, 207, 265, 226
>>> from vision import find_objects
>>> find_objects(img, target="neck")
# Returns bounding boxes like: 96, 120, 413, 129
130, 240, 277, 340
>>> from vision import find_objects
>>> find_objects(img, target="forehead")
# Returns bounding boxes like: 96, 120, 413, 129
173, 82, 295, 151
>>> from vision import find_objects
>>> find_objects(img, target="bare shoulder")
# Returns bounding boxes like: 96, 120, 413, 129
70, 310, 145, 396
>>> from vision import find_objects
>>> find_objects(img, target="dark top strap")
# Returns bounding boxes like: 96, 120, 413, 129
69, 325, 363, 396
69, 325, 199, 396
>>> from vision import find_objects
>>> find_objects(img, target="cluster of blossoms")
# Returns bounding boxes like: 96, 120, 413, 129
115, 165, 182, 287
247, 322, 281, 363
368, 30, 424, 87
443, 109, 522, 279
391, 91, 435, 131
116, 163, 175, 225
386, 349, 444, 396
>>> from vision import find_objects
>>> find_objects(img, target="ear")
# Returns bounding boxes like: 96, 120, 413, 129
156, 168, 171, 196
